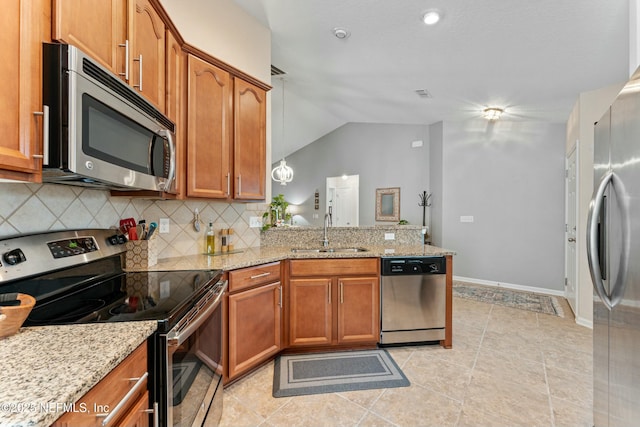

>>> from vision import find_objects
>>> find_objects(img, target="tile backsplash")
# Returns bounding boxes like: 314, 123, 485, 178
0, 183, 267, 259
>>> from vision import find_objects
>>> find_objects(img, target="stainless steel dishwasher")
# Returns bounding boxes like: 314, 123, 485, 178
380, 256, 446, 345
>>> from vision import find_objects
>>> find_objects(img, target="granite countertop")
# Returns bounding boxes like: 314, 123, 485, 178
0, 321, 157, 427
0, 242, 453, 427
131, 244, 456, 272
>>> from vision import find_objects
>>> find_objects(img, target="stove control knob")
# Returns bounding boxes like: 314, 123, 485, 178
3, 249, 26, 266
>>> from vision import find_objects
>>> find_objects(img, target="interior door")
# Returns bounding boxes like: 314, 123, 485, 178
565, 145, 578, 314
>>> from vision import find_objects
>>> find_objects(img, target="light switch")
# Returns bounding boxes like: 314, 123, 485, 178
460, 216, 474, 223
385, 232, 395, 240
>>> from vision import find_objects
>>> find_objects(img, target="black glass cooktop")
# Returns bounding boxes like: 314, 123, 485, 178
1, 256, 222, 332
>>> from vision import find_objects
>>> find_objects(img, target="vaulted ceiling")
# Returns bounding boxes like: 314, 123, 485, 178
233, 0, 629, 157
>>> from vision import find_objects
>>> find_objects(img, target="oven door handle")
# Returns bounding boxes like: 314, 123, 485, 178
168, 280, 227, 347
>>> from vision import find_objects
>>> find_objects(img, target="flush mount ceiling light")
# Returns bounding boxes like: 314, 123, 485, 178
483, 107, 504, 121
422, 10, 442, 25
332, 27, 351, 39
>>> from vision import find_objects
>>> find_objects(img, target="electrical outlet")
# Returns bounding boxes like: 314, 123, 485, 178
159, 218, 170, 233
249, 216, 262, 228
385, 232, 395, 240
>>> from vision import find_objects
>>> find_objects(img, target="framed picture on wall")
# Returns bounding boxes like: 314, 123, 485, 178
375, 187, 400, 221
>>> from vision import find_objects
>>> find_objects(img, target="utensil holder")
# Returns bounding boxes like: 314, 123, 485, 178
0, 293, 35, 339
125, 239, 158, 269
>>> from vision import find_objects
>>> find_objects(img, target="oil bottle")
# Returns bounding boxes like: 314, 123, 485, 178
206, 221, 215, 254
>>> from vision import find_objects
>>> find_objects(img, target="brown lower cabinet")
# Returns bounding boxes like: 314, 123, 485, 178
288, 258, 380, 348
225, 258, 380, 384
51, 342, 149, 427
226, 263, 282, 382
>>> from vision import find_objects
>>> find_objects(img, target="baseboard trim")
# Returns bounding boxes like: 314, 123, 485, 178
453, 275, 565, 297
575, 316, 593, 329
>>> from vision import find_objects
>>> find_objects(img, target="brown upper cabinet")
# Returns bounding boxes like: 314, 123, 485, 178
164, 28, 186, 198
186, 54, 232, 199
0, 0, 51, 182
186, 55, 267, 200
53, 0, 165, 111
233, 78, 267, 200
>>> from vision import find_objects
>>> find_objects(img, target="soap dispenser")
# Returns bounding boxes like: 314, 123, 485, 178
206, 221, 215, 255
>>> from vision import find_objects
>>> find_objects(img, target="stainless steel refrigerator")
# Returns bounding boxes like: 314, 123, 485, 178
588, 70, 640, 427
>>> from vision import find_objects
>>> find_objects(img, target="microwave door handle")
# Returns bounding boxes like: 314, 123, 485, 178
587, 171, 614, 309
158, 129, 176, 190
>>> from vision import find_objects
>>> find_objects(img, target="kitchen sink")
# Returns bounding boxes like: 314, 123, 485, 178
290, 247, 368, 253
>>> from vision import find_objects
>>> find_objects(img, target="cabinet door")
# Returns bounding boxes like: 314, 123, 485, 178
337, 277, 380, 344
131, 0, 165, 110
0, 0, 48, 182
117, 391, 150, 427
187, 55, 232, 199
289, 278, 333, 346
233, 78, 266, 200
52, 0, 127, 78
165, 29, 185, 197
228, 282, 282, 379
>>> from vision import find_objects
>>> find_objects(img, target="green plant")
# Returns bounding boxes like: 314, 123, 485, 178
262, 194, 292, 230
398, 219, 409, 225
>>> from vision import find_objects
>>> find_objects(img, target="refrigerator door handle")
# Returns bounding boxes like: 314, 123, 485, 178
587, 171, 614, 310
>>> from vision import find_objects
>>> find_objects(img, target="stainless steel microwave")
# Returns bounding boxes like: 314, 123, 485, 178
41, 43, 176, 193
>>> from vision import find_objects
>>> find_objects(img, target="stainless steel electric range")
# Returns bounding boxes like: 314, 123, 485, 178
0, 229, 226, 427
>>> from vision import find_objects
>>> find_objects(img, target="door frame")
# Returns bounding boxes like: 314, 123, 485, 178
565, 142, 579, 316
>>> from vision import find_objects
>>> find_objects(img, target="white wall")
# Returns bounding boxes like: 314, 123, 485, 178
271, 122, 430, 227
160, 0, 273, 201
440, 120, 567, 293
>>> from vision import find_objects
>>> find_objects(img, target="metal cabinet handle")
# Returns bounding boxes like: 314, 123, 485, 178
250, 272, 271, 279
96, 372, 148, 426
32, 106, 49, 164
328, 283, 331, 304
278, 285, 282, 308
118, 40, 129, 81
237, 174, 242, 196
226, 173, 231, 196
142, 402, 159, 427
133, 54, 143, 91
340, 282, 344, 304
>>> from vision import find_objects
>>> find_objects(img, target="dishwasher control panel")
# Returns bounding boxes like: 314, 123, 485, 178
381, 256, 446, 275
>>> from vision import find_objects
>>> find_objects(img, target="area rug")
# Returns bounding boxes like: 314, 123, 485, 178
453, 281, 564, 317
273, 349, 409, 397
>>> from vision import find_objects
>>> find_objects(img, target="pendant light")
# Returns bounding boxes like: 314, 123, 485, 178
271, 78, 294, 185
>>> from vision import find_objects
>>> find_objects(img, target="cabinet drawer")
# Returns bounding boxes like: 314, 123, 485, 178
289, 258, 379, 277
52, 342, 148, 427
229, 262, 281, 292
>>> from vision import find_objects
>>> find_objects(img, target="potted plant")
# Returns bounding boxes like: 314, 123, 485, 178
262, 194, 292, 230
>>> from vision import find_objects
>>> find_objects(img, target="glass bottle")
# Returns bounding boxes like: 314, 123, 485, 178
206, 221, 215, 254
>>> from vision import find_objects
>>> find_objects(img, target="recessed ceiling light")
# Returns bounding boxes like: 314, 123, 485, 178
332, 27, 351, 39
422, 10, 441, 25
483, 107, 504, 121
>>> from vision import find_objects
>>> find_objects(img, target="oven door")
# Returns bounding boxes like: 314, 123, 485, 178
164, 280, 226, 427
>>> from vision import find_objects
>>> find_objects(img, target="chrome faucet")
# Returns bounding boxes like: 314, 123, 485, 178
322, 213, 331, 247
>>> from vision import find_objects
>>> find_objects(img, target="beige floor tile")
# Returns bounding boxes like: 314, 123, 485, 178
336, 388, 385, 409
370, 385, 462, 426
546, 365, 593, 408
218, 394, 266, 427
214, 294, 593, 427
265, 393, 368, 427
551, 397, 593, 427
473, 346, 548, 394
464, 370, 553, 426
402, 351, 472, 401
355, 411, 396, 427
